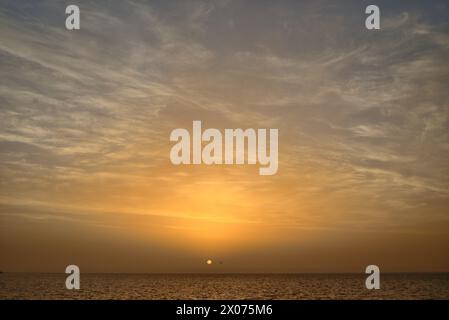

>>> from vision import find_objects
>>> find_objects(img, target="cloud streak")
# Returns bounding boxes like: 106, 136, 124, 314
1, 0, 448, 271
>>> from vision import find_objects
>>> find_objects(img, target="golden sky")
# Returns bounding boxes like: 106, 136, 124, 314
1, 0, 449, 273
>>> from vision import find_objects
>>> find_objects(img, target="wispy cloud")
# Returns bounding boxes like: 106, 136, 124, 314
1, 0, 449, 271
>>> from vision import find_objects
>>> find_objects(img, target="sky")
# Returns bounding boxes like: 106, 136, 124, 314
0, 0, 448, 273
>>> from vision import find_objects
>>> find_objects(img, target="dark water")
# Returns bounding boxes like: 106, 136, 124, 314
1, 273, 448, 300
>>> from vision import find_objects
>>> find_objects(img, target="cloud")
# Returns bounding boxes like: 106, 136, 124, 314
0, 0, 448, 237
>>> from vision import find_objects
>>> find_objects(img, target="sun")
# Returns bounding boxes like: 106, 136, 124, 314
206, 259, 213, 265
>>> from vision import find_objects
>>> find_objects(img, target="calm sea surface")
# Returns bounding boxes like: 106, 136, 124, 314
1, 273, 448, 300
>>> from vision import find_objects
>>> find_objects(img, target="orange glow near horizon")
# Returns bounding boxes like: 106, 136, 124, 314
1, 1, 449, 273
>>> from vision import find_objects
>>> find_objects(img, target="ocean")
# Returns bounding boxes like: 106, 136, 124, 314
1, 273, 448, 300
